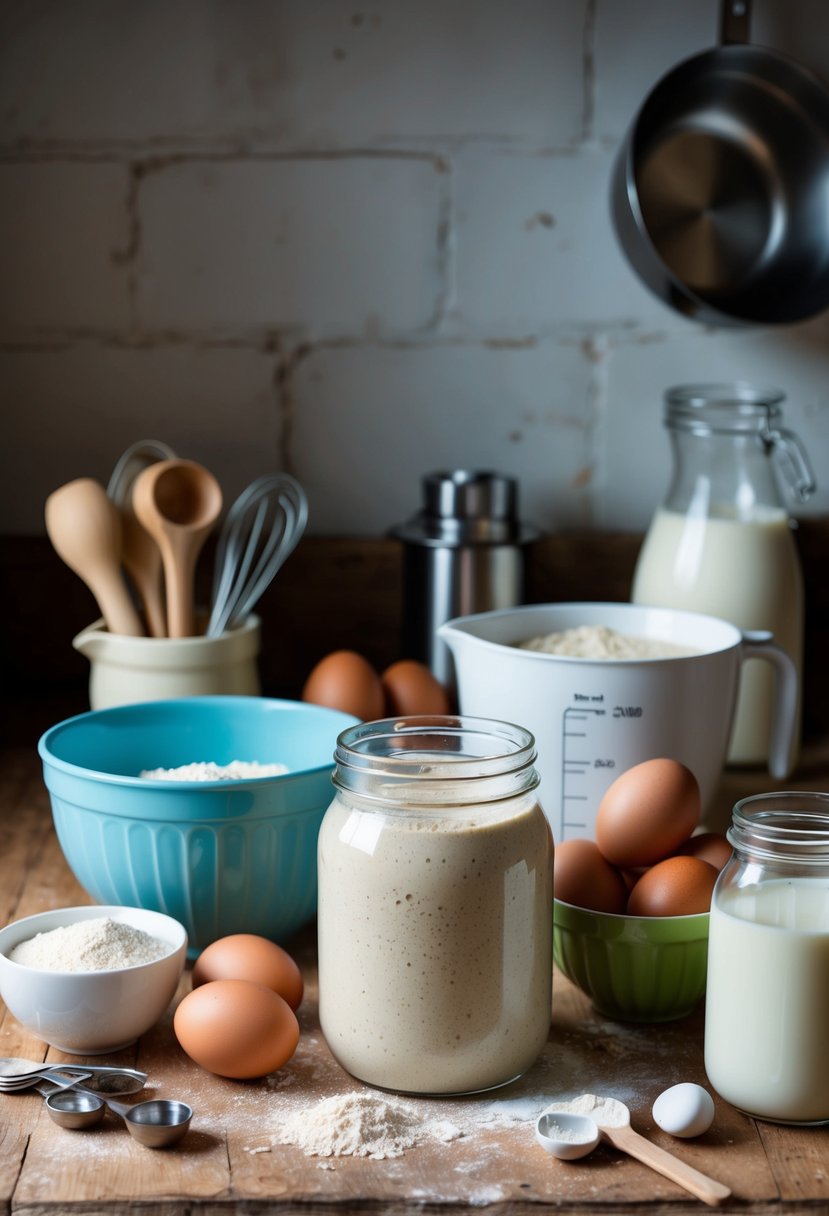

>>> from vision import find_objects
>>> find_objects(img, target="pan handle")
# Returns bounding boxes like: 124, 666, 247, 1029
720, 0, 751, 45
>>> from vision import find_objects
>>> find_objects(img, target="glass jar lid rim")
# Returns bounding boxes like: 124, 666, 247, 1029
728, 792, 829, 859
664, 382, 785, 433
335, 714, 535, 768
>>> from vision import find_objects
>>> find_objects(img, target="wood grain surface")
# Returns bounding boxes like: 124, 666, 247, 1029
2, 744, 829, 1214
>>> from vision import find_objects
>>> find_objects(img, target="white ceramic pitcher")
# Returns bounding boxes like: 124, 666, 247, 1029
73, 615, 261, 709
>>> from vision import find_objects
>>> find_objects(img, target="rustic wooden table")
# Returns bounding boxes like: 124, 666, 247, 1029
1, 741, 828, 1215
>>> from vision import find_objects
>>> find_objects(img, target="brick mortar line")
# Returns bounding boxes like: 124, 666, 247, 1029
0, 141, 608, 165
0, 324, 674, 355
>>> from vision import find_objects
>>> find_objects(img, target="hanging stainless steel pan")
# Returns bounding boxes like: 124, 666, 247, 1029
611, 0, 829, 325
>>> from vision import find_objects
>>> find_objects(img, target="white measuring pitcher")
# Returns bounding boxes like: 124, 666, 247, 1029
439, 602, 797, 842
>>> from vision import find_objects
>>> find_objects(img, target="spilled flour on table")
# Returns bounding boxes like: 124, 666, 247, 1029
211, 996, 693, 1210
245, 1017, 657, 1165
275, 1092, 462, 1160
267, 1084, 621, 1162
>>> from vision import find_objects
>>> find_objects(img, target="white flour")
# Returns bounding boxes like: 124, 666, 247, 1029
540, 1118, 593, 1144
518, 624, 696, 660
275, 1092, 462, 1160
139, 760, 288, 781
8, 916, 168, 971
541, 1093, 629, 1127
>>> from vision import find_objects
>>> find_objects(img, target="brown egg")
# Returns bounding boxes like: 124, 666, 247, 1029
381, 660, 451, 717
627, 855, 718, 917
595, 758, 701, 869
675, 831, 732, 872
554, 838, 628, 914
191, 934, 304, 1010
302, 650, 385, 721
174, 978, 300, 1079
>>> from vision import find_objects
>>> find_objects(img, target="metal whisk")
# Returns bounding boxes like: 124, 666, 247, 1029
206, 473, 308, 638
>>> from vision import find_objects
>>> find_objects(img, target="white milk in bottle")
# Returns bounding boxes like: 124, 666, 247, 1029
632, 383, 813, 771
704, 792, 829, 1124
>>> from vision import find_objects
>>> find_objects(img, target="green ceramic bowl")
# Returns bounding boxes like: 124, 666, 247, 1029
553, 898, 709, 1023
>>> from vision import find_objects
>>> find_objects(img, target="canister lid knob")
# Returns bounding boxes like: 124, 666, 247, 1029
392, 469, 538, 547
423, 470, 517, 523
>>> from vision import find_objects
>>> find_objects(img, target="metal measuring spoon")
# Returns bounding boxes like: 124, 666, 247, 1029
38, 1073, 105, 1131
29, 1068, 147, 1096
0, 1059, 147, 1091
0, 1056, 61, 1081
46, 1081, 193, 1148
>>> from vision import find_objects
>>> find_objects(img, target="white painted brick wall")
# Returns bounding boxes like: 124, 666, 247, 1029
136, 157, 445, 334
0, 163, 133, 332
453, 146, 674, 333
2, 0, 829, 538
292, 341, 596, 534
0, 0, 586, 148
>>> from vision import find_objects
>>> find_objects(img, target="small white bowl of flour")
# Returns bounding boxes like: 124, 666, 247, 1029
0, 905, 187, 1054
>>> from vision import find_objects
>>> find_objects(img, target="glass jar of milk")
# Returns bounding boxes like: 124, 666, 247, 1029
317, 716, 553, 1096
704, 792, 829, 1125
631, 383, 814, 771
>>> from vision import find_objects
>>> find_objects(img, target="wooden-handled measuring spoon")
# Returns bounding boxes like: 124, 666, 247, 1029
45, 478, 144, 636
132, 459, 223, 638
537, 1098, 731, 1207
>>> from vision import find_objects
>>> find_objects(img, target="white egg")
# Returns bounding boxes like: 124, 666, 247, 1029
652, 1082, 716, 1139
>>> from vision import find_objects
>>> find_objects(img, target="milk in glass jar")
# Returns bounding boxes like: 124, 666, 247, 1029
704, 792, 829, 1124
317, 716, 553, 1096
631, 383, 814, 771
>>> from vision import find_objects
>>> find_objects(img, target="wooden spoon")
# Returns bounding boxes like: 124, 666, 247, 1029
45, 478, 144, 637
132, 459, 223, 638
120, 504, 167, 638
594, 1103, 731, 1207
537, 1099, 731, 1206
107, 439, 177, 638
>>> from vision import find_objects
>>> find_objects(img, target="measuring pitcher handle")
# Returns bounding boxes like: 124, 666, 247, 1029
740, 630, 798, 779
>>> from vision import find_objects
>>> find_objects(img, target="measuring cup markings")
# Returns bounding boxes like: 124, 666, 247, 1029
560, 706, 611, 838
558, 702, 648, 840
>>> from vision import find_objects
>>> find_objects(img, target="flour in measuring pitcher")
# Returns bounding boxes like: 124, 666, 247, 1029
518, 624, 696, 659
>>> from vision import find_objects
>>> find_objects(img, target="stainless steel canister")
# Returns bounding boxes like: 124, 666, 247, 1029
391, 470, 539, 688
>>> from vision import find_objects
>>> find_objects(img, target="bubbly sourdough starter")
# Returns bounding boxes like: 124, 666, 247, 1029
317, 791, 553, 1095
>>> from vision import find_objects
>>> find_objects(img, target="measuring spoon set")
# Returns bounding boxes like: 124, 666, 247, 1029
45, 439, 307, 640
0, 1057, 192, 1148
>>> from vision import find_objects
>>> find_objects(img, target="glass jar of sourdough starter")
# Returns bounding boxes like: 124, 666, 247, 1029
317, 716, 553, 1096
631, 382, 814, 772
704, 792, 829, 1124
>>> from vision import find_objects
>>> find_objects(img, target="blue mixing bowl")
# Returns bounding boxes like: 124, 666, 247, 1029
38, 697, 358, 954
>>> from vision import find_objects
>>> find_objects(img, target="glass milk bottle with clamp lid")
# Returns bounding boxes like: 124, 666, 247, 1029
631, 383, 815, 772
705, 792, 829, 1125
